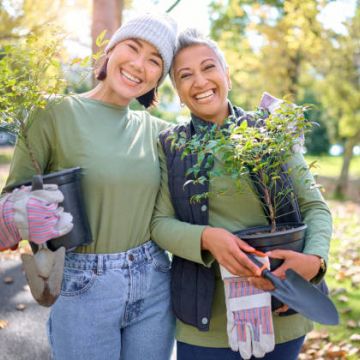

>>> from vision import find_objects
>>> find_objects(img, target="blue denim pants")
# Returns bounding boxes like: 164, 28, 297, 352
177, 336, 305, 360
47, 241, 175, 360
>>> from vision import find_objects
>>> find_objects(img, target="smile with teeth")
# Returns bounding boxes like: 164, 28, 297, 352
195, 90, 214, 100
121, 69, 142, 84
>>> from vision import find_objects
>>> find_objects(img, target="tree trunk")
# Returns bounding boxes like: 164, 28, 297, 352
91, 0, 122, 55
334, 136, 358, 198
287, 50, 301, 99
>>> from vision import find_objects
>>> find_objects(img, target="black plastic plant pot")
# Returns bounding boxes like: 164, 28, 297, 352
5, 167, 92, 252
234, 222, 307, 271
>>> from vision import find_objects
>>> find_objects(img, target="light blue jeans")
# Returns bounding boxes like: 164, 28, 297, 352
47, 241, 175, 360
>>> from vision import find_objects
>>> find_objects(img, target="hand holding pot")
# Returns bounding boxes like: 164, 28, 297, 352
266, 250, 322, 281
0, 184, 73, 247
201, 227, 259, 276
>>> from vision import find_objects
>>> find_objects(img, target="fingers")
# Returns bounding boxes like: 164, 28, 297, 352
275, 304, 289, 314
42, 184, 59, 191
203, 227, 279, 277
19, 186, 31, 193
202, 227, 257, 276
236, 237, 255, 253
219, 253, 255, 277
248, 276, 274, 291
234, 238, 263, 275
268, 261, 288, 279
53, 211, 74, 238
266, 249, 290, 259
31, 188, 64, 204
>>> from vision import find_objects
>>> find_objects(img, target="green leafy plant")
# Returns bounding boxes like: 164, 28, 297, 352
0, 27, 106, 175
171, 102, 319, 232
0, 28, 69, 174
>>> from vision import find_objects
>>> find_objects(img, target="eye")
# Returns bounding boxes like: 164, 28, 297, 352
204, 64, 215, 71
150, 58, 161, 67
180, 72, 192, 79
127, 42, 138, 52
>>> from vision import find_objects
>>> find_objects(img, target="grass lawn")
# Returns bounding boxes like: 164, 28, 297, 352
305, 155, 360, 179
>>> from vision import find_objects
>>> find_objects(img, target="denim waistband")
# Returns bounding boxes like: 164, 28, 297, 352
64, 240, 163, 271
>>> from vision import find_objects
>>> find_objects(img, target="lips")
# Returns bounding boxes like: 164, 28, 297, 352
120, 69, 142, 84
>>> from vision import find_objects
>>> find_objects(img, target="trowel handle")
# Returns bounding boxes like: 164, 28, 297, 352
31, 175, 44, 191
246, 250, 269, 276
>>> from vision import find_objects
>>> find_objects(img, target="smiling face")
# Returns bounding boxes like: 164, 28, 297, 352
102, 38, 163, 105
173, 44, 231, 124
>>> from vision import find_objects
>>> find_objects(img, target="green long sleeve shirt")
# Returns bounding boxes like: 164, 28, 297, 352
6, 96, 169, 253
151, 120, 332, 347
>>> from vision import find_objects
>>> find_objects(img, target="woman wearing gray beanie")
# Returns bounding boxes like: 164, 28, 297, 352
4, 12, 177, 360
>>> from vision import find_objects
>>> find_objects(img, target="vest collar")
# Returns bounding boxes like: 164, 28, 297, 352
190, 100, 241, 135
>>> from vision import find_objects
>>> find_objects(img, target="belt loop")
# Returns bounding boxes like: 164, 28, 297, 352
144, 243, 152, 261
96, 255, 104, 275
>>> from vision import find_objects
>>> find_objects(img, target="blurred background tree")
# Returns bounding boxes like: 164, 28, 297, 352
208, 0, 359, 197
316, 2, 360, 197
0, 0, 66, 42
0, 0, 358, 195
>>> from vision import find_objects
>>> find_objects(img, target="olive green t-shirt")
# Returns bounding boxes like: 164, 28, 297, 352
151, 120, 332, 347
6, 96, 169, 253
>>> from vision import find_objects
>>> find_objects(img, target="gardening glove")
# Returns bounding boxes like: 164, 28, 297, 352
259, 92, 283, 114
259, 92, 304, 152
220, 255, 275, 359
1, 185, 73, 246
0, 193, 21, 251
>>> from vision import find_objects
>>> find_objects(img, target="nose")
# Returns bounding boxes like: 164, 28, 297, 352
193, 73, 208, 88
129, 55, 145, 74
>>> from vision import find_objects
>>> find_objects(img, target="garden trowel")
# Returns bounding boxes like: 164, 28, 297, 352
247, 251, 339, 325
21, 175, 65, 307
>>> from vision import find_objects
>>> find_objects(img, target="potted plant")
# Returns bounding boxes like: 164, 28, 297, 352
173, 95, 319, 268
0, 30, 92, 252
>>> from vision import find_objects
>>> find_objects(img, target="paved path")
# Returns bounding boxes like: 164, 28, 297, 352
0, 254, 176, 360
0, 255, 51, 360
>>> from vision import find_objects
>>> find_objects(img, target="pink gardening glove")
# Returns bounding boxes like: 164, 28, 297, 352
220, 256, 275, 359
0, 185, 73, 247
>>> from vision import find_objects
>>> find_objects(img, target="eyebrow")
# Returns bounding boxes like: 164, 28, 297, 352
176, 57, 216, 75
130, 38, 162, 60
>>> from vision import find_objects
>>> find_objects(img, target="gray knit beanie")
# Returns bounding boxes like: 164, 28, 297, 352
106, 13, 177, 85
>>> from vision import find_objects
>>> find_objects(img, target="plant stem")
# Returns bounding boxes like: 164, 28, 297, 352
259, 169, 276, 232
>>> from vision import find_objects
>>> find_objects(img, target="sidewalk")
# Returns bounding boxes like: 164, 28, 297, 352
0, 252, 176, 360
0, 254, 51, 360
